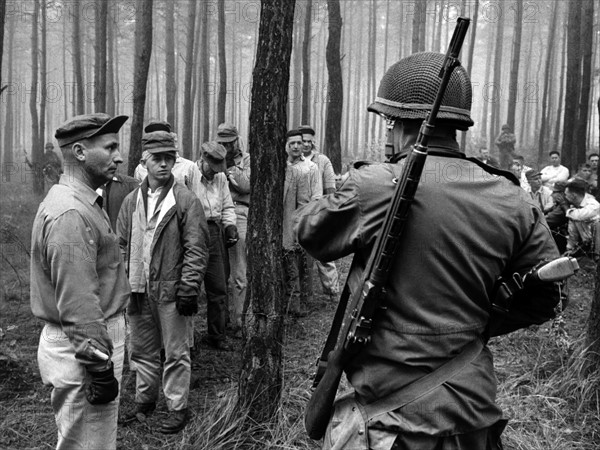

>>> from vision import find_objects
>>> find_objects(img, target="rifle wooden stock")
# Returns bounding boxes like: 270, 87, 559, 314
305, 17, 471, 441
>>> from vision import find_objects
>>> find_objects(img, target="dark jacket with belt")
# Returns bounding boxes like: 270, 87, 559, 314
295, 148, 560, 437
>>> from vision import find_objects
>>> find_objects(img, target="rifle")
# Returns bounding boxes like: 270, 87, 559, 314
304, 18, 471, 440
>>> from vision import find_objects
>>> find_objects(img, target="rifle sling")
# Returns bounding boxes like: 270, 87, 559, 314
363, 337, 484, 421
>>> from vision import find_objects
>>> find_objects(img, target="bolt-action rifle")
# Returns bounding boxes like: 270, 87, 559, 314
304, 18, 471, 440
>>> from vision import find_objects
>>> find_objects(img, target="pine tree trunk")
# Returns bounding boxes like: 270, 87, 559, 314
182, 2, 196, 159
490, 12, 504, 164
538, 1, 558, 163
127, 0, 153, 176
369, 0, 377, 145
0, 0, 4, 90
239, 0, 295, 423
481, 28, 494, 149
3, 13, 14, 182
217, 0, 227, 125
39, 0, 47, 144
165, 0, 176, 129
575, 0, 594, 166
324, 0, 343, 174
506, 0, 522, 131
72, 0, 84, 115
106, 6, 116, 117
94, 0, 107, 112
301, 0, 313, 124
62, 13, 68, 120
552, 25, 567, 154
561, 0, 582, 172
200, 8, 210, 142
30, 0, 43, 195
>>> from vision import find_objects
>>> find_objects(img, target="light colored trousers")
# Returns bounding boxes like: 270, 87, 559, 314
228, 204, 248, 327
567, 220, 595, 251
315, 260, 340, 295
129, 295, 191, 411
38, 313, 125, 450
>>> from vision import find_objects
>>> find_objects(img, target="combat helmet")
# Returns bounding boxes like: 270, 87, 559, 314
368, 52, 474, 130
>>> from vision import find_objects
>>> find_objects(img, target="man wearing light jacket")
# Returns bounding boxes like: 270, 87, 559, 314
117, 130, 208, 434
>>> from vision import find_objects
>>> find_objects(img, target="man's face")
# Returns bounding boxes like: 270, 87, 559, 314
286, 136, 303, 160
200, 158, 216, 181
580, 167, 592, 179
302, 133, 314, 155
550, 154, 560, 166
512, 160, 523, 172
480, 148, 489, 159
81, 133, 122, 186
565, 188, 582, 207
529, 175, 542, 192
589, 156, 598, 169
146, 152, 176, 185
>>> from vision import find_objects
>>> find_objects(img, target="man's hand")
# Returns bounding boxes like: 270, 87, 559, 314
224, 225, 239, 248
176, 296, 198, 316
86, 362, 119, 404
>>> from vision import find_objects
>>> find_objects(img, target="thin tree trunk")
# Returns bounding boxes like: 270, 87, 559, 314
3, 13, 14, 182
575, 0, 594, 167
106, 6, 116, 117
343, 1, 353, 154
538, 1, 558, 163
127, 0, 153, 176
561, 0, 582, 171
354, 2, 364, 157
40, 0, 47, 143
325, 0, 343, 173
411, 0, 420, 53
490, 12, 505, 160
165, 0, 176, 128
72, 0, 84, 115
62, 13, 68, 120
239, 0, 296, 424
30, 0, 43, 194
461, 0, 478, 151
0, 0, 4, 90
94, 0, 107, 112
552, 24, 567, 154
369, 0, 377, 143
217, 0, 227, 124
200, 6, 210, 141
506, 0, 522, 131
481, 28, 494, 148
182, 2, 196, 159
301, 0, 313, 124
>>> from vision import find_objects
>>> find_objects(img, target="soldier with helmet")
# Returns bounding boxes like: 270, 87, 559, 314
296, 52, 562, 449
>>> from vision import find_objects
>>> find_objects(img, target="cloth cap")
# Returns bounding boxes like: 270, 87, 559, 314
55, 113, 128, 147
286, 129, 303, 139
552, 181, 567, 193
368, 52, 473, 130
299, 124, 315, 136
216, 123, 239, 143
524, 169, 541, 180
140, 151, 151, 162
201, 141, 227, 173
144, 120, 172, 133
142, 131, 177, 154
566, 178, 587, 192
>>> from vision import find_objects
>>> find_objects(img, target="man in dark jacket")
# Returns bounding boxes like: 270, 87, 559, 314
117, 131, 209, 434
297, 52, 562, 449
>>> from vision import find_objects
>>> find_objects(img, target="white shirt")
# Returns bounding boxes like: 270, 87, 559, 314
540, 165, 569, 189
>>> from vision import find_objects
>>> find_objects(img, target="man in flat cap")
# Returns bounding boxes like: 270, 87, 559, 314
298, 124, 340, 301
30, 113, 130, 449
216, 123, 250, 336
526, 169, 553, 213
564, 177, 600, 256
196, 141, 238, 349
117, 131, 208, 433
283, 129, 321, 317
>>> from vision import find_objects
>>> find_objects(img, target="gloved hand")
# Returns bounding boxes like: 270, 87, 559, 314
85, 362, 119, 405
176, 296, 198, 316
224, 225, 239, 248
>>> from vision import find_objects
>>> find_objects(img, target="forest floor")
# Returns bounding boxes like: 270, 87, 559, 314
1, 183, 600, 449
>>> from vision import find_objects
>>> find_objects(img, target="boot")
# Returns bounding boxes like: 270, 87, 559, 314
160, 408, 190, 434
119, 402, 156, 424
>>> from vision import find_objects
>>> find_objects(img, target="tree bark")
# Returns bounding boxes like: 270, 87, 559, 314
165, 0, 176, 129
106, 6, 116, 117
217, 0, 227, 125
490, 12, 504, 162
538, 1, 558, 163
94, 0, 107, 112
301, 0, 313, 124
3, 12, 14, 181
127, 0, 153, 176
461, 0, 478, 152
368, 0, 377, 144
324, 0, 343, 174
72, 0, 85, 115
200, 5, 210, 142
561, 0, 582, 172
40, 0, 47, 144
0, 0, 4, 91
506, 0, 522, 131
575, 0, 594, 166
182, 2, 196, 159
239, 0, 295, 424
30, 0, 43, 195
552, 24, 567, 154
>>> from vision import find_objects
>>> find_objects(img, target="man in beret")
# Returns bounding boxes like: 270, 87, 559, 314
283, 129, 322, 317
299, 125, 340, 300
117, 131, 208, 433
564, 177, 600, 256
216, 123, 250, 335
526, 169, 553, 213
30, 113, 130, 449
196, 141, 238, 350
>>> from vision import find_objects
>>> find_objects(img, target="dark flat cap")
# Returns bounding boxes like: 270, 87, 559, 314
201, 141, 227, 173
299, 124, 315, 135
286, 129, 302, 139
216, 123, 239, 143
144, 120, 172, 133
55, 113, 128, 147
142, 131, 177, 154
566, 177, 588, 191
553, 181, 567, 193
524, 169, 541, 180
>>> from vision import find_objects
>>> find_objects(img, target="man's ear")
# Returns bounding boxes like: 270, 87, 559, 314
71, 142, 86, 162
